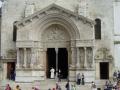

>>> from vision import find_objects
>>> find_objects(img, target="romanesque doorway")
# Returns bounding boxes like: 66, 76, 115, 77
46, 48, 68, 79
100, 62, 109, 79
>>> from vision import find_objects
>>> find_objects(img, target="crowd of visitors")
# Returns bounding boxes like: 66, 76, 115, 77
5, 84, 21, 90
102, 70, 120, 90
113, 70, 120, 82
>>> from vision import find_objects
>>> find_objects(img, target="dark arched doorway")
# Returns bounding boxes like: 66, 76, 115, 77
46, 48, 68, 79
58, 48, 68, 79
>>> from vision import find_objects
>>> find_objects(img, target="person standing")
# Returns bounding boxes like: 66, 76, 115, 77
50, 67, 55, 79
65, 80, 70, 90
113, 71, 117, 82
58, 69, 61, 82
76, 73, 81, 85
81, 73, 85, 85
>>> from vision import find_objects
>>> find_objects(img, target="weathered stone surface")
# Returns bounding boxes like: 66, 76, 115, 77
0, 0, 117, 82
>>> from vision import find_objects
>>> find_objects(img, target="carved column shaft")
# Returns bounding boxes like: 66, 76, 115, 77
36, 48, 44, 69
84, 47, 87, 68
30, 48, 34, 68
16, 48, 20, 68
23, 48, 27, 68
92, 47, 95, 68
71, 47, 77, 67
76, 47, 80, 68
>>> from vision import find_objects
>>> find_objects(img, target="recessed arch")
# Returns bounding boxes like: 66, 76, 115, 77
35, 13, 80, 41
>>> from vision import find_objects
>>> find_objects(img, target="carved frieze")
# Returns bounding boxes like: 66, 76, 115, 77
43, 24, 69, 41
15, 4, 94, 29
7, 49, 16, 58
95, 48, 113, 60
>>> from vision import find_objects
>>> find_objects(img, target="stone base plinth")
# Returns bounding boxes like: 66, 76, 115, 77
69, 68, 76, 82
15, 69, 45, 82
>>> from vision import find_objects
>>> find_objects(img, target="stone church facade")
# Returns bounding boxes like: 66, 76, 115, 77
0, 0, 118, 83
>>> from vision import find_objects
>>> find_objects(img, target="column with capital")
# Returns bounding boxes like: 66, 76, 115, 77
23, 48, 27, 68
16, 48, 20, 68
76, 47, 80, 68
84, 47, 87, 68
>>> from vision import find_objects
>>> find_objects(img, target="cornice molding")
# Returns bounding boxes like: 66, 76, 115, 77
15, 3, 94, 28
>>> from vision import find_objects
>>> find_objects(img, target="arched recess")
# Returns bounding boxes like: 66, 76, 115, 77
36, 13, 80, 78
35, 13, 80, 41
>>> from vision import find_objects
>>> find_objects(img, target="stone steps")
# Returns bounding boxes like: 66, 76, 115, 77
0, 79, 91, 90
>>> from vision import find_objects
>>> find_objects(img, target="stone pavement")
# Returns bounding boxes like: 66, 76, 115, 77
0, 79, 106, 90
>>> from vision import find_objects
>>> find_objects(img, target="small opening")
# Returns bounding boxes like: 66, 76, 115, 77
100, 62, 109, 79
13, 21, 17, 42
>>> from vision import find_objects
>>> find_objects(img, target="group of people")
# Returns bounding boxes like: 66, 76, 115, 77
5, 84, 21, 90
76, 73, 85, 85
113, 70, 120, 82
50, 67, 61, 81
104, 80, 116, 90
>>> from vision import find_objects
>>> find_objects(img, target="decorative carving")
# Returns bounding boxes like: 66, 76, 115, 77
16, 4, 94, 28
44, 24, 69, 41
79, 47, 84, 68
26, 48, 31, 68
77, 0, 88, 17
87, 47, 93, 68
7, 49, 16, 58
19, 48, 24, 67
24, 2, 35, 17
95, 48, 113, 60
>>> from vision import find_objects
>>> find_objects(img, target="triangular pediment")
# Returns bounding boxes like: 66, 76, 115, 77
16, 3, 94, 27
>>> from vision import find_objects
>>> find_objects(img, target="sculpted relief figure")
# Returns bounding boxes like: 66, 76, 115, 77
79, 48, 84, 68
45, 25, 66, 41
87, 48, 93, 68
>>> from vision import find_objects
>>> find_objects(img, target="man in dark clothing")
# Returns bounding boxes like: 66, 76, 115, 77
65, 80, 70, 90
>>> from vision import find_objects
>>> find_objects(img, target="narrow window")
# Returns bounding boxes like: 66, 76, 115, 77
13, 21, 17, 42
95, 18, 101, 39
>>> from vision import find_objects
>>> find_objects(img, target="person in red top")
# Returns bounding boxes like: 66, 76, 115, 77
5, 84, 11, 90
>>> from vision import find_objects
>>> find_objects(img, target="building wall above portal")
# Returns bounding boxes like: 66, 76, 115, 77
0, 0, 114, 58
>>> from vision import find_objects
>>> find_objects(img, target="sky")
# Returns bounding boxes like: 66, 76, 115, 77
0, 1, 2, 8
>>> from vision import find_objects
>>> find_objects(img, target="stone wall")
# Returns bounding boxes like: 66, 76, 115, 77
1, 0, 114, 59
